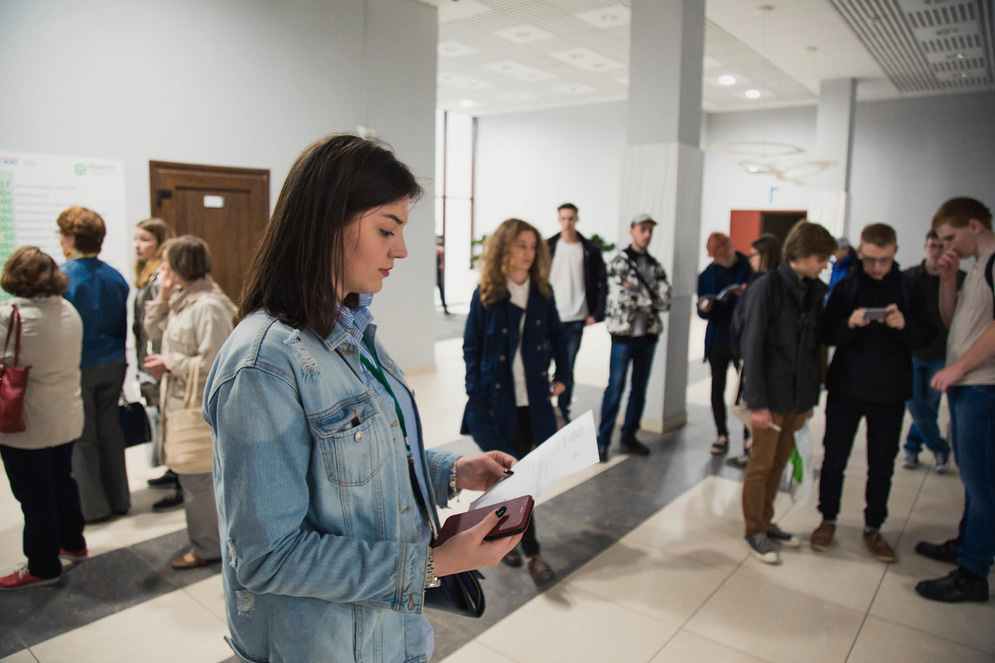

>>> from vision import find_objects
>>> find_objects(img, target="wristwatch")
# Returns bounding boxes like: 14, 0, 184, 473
425, 547, 441, 589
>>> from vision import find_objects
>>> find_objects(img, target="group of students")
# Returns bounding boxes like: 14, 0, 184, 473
0, 208, 236, 590
698, 200, 993, 607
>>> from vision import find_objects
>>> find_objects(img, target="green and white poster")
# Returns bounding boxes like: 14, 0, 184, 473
0, 151, 128, 301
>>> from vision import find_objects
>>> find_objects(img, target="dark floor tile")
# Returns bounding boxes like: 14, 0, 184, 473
0, 547, 178, 648
0, 628, 28, 659
130, 529, 222, 589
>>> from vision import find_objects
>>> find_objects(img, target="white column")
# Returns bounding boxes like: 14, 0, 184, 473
621, 0, 705, 432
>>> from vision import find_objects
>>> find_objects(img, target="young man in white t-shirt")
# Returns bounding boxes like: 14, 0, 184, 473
546, 203, 607, 421
915, 196, 995, 603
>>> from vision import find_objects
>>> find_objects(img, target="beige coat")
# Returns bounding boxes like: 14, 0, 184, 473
144, 277, 236, 468
0, 297, 84, 450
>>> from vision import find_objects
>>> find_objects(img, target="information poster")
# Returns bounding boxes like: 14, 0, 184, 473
0, 151, 128, 302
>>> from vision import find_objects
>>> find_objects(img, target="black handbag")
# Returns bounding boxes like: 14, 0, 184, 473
119, 394, 152, 448
424, 569, 485, 618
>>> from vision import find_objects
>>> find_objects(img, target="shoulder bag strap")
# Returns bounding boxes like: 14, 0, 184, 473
3, 305, 21, 366
181, 358, 202, 410
985, 252, 995, 304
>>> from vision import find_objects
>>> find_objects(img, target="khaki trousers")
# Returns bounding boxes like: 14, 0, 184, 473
742, 411, 807, 535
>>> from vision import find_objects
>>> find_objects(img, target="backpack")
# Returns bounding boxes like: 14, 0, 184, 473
729, 270, 782, 362
985, 252, 995, 303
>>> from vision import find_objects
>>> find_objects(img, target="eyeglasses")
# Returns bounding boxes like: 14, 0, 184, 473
861, 256, 894, 266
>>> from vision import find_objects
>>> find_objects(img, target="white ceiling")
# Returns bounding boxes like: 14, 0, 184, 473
419, 0, 995, 116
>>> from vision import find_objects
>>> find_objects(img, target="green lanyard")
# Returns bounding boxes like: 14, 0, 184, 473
358, 341, 409, 446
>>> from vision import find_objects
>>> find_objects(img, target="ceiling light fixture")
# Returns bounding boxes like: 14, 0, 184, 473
745, 89, 761, 99
719, 75, 736, 86
936, 27, 959, 36
459, 99, 474, 108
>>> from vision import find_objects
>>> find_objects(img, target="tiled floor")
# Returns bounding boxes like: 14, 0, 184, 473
1, 313, 991, 663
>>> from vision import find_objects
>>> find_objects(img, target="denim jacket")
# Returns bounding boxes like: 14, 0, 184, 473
203, 311, 457, 663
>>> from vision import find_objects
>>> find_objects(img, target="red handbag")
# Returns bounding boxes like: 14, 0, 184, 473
0, 305, 31, 433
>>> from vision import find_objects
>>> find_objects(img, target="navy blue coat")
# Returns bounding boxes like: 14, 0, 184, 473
460, 284, 572, 458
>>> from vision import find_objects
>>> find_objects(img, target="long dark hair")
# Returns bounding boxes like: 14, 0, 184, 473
238, 134, 422, 337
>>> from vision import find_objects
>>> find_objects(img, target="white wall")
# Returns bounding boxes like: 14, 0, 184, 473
475, 101, 628, 246
849, 92, 995, 261
0, 0, 438, 370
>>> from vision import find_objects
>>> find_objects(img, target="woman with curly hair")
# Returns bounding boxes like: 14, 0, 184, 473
461, 218, 572, 586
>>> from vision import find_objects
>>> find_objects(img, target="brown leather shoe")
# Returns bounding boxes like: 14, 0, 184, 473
810, 522, 836, 552
527, 555, 556, 586
863, 531, 896, 563
171, 552, 214, 570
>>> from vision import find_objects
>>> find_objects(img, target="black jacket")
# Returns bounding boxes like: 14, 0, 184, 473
741, 262, 827, 414
819, 261, 935, 404
903, 260, 965, 361
547, 232, 608, 322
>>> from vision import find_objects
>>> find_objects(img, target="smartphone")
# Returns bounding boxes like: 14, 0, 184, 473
433, 495, 534, 547
863, 307, 889, 321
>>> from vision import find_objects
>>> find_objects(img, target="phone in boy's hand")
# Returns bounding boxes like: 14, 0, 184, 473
863, 307, 889, 322
433, 495, 534, 547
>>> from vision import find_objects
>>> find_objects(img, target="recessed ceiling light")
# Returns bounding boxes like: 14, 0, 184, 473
718, 75, 736, 86
936, 27, 959, 36
745, 89, 761, 99
460, 99, 474, 108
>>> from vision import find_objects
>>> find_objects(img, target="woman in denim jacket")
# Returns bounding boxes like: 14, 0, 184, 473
204, 135, 520, 663
461, 218, 572, 586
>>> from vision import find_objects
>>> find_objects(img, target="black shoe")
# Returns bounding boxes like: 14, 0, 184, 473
152, 489, 184, 513
620, 437, 650, 456
502, 548, 523, 568
148, 470, 180, 489
915, 567, 989, 603
915, 537, 961, 564
598, 446, 609, 463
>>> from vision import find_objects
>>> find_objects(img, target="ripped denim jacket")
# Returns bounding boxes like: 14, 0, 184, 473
203, 311, 457, 663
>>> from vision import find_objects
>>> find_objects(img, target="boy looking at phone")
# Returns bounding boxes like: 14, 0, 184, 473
811, 223, 934, 562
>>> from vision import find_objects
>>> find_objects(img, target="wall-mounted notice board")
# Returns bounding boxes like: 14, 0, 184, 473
0, 151, 128, 302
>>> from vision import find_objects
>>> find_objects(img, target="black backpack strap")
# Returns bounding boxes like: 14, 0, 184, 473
985, 252, 995, 305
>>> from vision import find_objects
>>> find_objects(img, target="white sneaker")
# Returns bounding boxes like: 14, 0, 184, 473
745, 532, 780, 564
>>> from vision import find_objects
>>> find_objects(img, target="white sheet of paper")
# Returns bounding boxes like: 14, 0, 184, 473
471, 410, 600, 509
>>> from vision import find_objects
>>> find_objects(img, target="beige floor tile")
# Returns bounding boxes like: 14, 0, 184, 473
477, 584, 680, 663
0, 651, 39, 663
182, 573, 227, 622
565, 537, 737, 625
848, 616, 995, 663
737, 541, 887, 613
684, 573, 865, 663
869, 561, 995, 654
28, 588, 230, 663
438, 641, 518, 663
650, 631, 769, 663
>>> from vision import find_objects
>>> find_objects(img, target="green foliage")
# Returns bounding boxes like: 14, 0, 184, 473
589, 233, 615, 253
470, 234, 487, 268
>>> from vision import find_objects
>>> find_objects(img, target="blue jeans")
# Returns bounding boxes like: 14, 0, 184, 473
904, 358, 950, 455
948, 385, 995, 578
557, 320, 586, 419
598, 335, 657, 449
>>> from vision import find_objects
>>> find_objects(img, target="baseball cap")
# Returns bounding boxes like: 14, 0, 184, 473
836, 236, 850, 248
630, 213, 657, 227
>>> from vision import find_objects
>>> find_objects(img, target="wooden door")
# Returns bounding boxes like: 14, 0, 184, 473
149, 162, 269, 304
